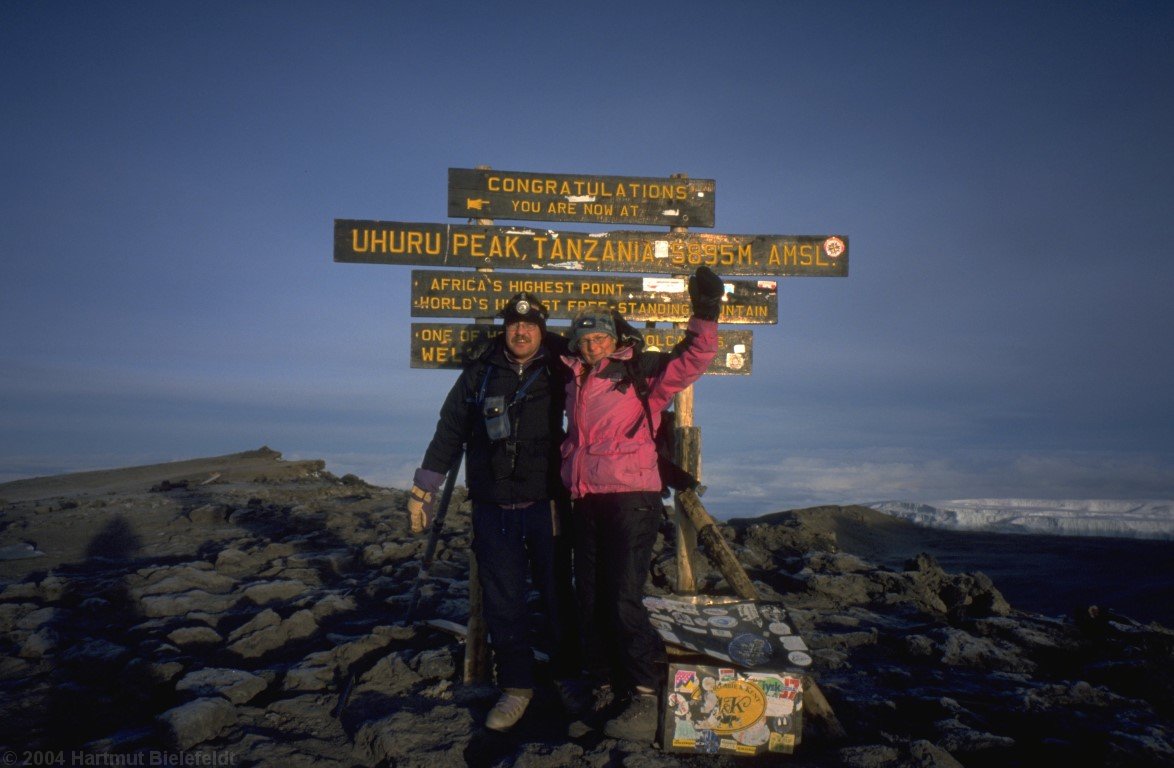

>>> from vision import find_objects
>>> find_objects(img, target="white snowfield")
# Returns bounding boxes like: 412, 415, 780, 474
866, 499, 1174, 540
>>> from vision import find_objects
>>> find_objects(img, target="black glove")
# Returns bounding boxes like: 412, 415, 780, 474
688, 266, 725, 321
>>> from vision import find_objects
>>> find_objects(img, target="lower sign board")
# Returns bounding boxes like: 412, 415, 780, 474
412, 323, 753, 375
410, 270, 777, 324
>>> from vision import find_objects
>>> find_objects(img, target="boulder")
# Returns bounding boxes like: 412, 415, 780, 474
176, 668, 267, 705
242, 579, 307, 605
157, 697, 237, 749
227, 609, 317, 659
140, 590, 237, 618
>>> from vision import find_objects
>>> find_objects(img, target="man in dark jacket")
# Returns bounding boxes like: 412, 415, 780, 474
408, 293, 580, 731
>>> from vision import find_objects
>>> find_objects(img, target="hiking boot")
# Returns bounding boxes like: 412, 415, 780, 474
485, 689, 531, 731
603, 691, 659, 742
591, 682, 616, 714
566, 682, 617, 738
555, 678, 592, 718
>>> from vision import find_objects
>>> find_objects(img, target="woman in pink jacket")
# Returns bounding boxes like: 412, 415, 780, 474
560, 265, 724, 742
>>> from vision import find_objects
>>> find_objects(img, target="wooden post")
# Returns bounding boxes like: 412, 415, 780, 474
673, 388, 701, 594
670, 172, 703, 593
464, 551, 490, 684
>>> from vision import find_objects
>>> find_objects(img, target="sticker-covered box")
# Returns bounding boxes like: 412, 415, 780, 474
642, 596, 810, 756
664, 663, 804, 755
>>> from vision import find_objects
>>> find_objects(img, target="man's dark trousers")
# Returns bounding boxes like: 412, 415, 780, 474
472, 500, 577, 689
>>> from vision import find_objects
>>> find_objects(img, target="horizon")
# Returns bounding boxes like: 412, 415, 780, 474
2, 2, 1172, 519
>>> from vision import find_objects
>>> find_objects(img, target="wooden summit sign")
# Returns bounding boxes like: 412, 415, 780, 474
411, 323, 753, 375
410, 269, 778, 324
335, 220, 848, 277
448, 167, 716, 227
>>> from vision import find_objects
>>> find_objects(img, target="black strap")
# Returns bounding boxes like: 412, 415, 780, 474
623, 357, 656, 441
621, 355, 699, 493
474, 363, 542, 408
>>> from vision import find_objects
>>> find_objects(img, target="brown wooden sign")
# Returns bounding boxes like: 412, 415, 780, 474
448, 168, 716, 227
411, 323, 753, 375
410, 270, 778, 324
336, 220, 847, 277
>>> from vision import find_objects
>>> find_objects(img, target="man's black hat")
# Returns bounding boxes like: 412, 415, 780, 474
498, 292, 549, 331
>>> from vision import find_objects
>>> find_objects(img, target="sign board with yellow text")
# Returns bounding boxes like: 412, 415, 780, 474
335, 220, 848, 277
448, 167, 716, 227
410, 269, 778, 324
410, 323, 753, 375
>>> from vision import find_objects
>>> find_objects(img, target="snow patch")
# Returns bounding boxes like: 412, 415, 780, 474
866, 499, 1174, 540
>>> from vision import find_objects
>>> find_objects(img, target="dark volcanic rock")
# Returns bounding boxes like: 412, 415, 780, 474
0, 453, 1170, 767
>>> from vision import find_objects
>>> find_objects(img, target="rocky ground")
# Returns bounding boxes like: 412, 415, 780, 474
0, 448, 1171, 767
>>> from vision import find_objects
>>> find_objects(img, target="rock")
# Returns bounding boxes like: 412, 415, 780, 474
167, 626, 224, 646
16, 606, 65, 630
187, 504, 228, 524
227, 608, 317, 659
0, 602, 32, 632
357, 652, 420, 697
242, 579, 307, 604
353, 704, 474, 766
0, 543, 45, 560
227, 608, 281, 640
283, 628, 397, 692
933, 717, 1017, 753
937, 628, 1036, 674
176, 668, 267, 704
281, 655, 334, 692
37, 574, 68, 601
908, 739, 966, 767
363, 540, 420, 566
309, 591, 356, 620
62, 638, 129, 666
410, 647, 456, 681
214, 547, 267, 577
19, 627, 58, 658
157, 697, 237, 749
123, 658, 185, 687
837, 744, 901, 767
0, 582, 40, 601
0, 656, 33, 682
140, 590, 237, 618
134, 567, 237, 596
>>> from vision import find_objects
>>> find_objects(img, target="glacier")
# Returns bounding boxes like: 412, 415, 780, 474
866, 499, 1174, 540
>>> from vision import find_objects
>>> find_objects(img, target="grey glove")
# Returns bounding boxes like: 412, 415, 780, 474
688, 266, 725, 321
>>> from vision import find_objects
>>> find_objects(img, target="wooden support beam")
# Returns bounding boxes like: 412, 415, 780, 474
676, 488, 759, 600
673, 387, 700, 594
463, 551, 490, 684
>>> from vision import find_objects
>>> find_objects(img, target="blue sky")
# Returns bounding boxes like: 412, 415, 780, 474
2, 1, 1171, 517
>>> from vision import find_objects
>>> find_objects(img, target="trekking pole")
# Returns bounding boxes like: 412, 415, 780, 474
403, 454, 463, 624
